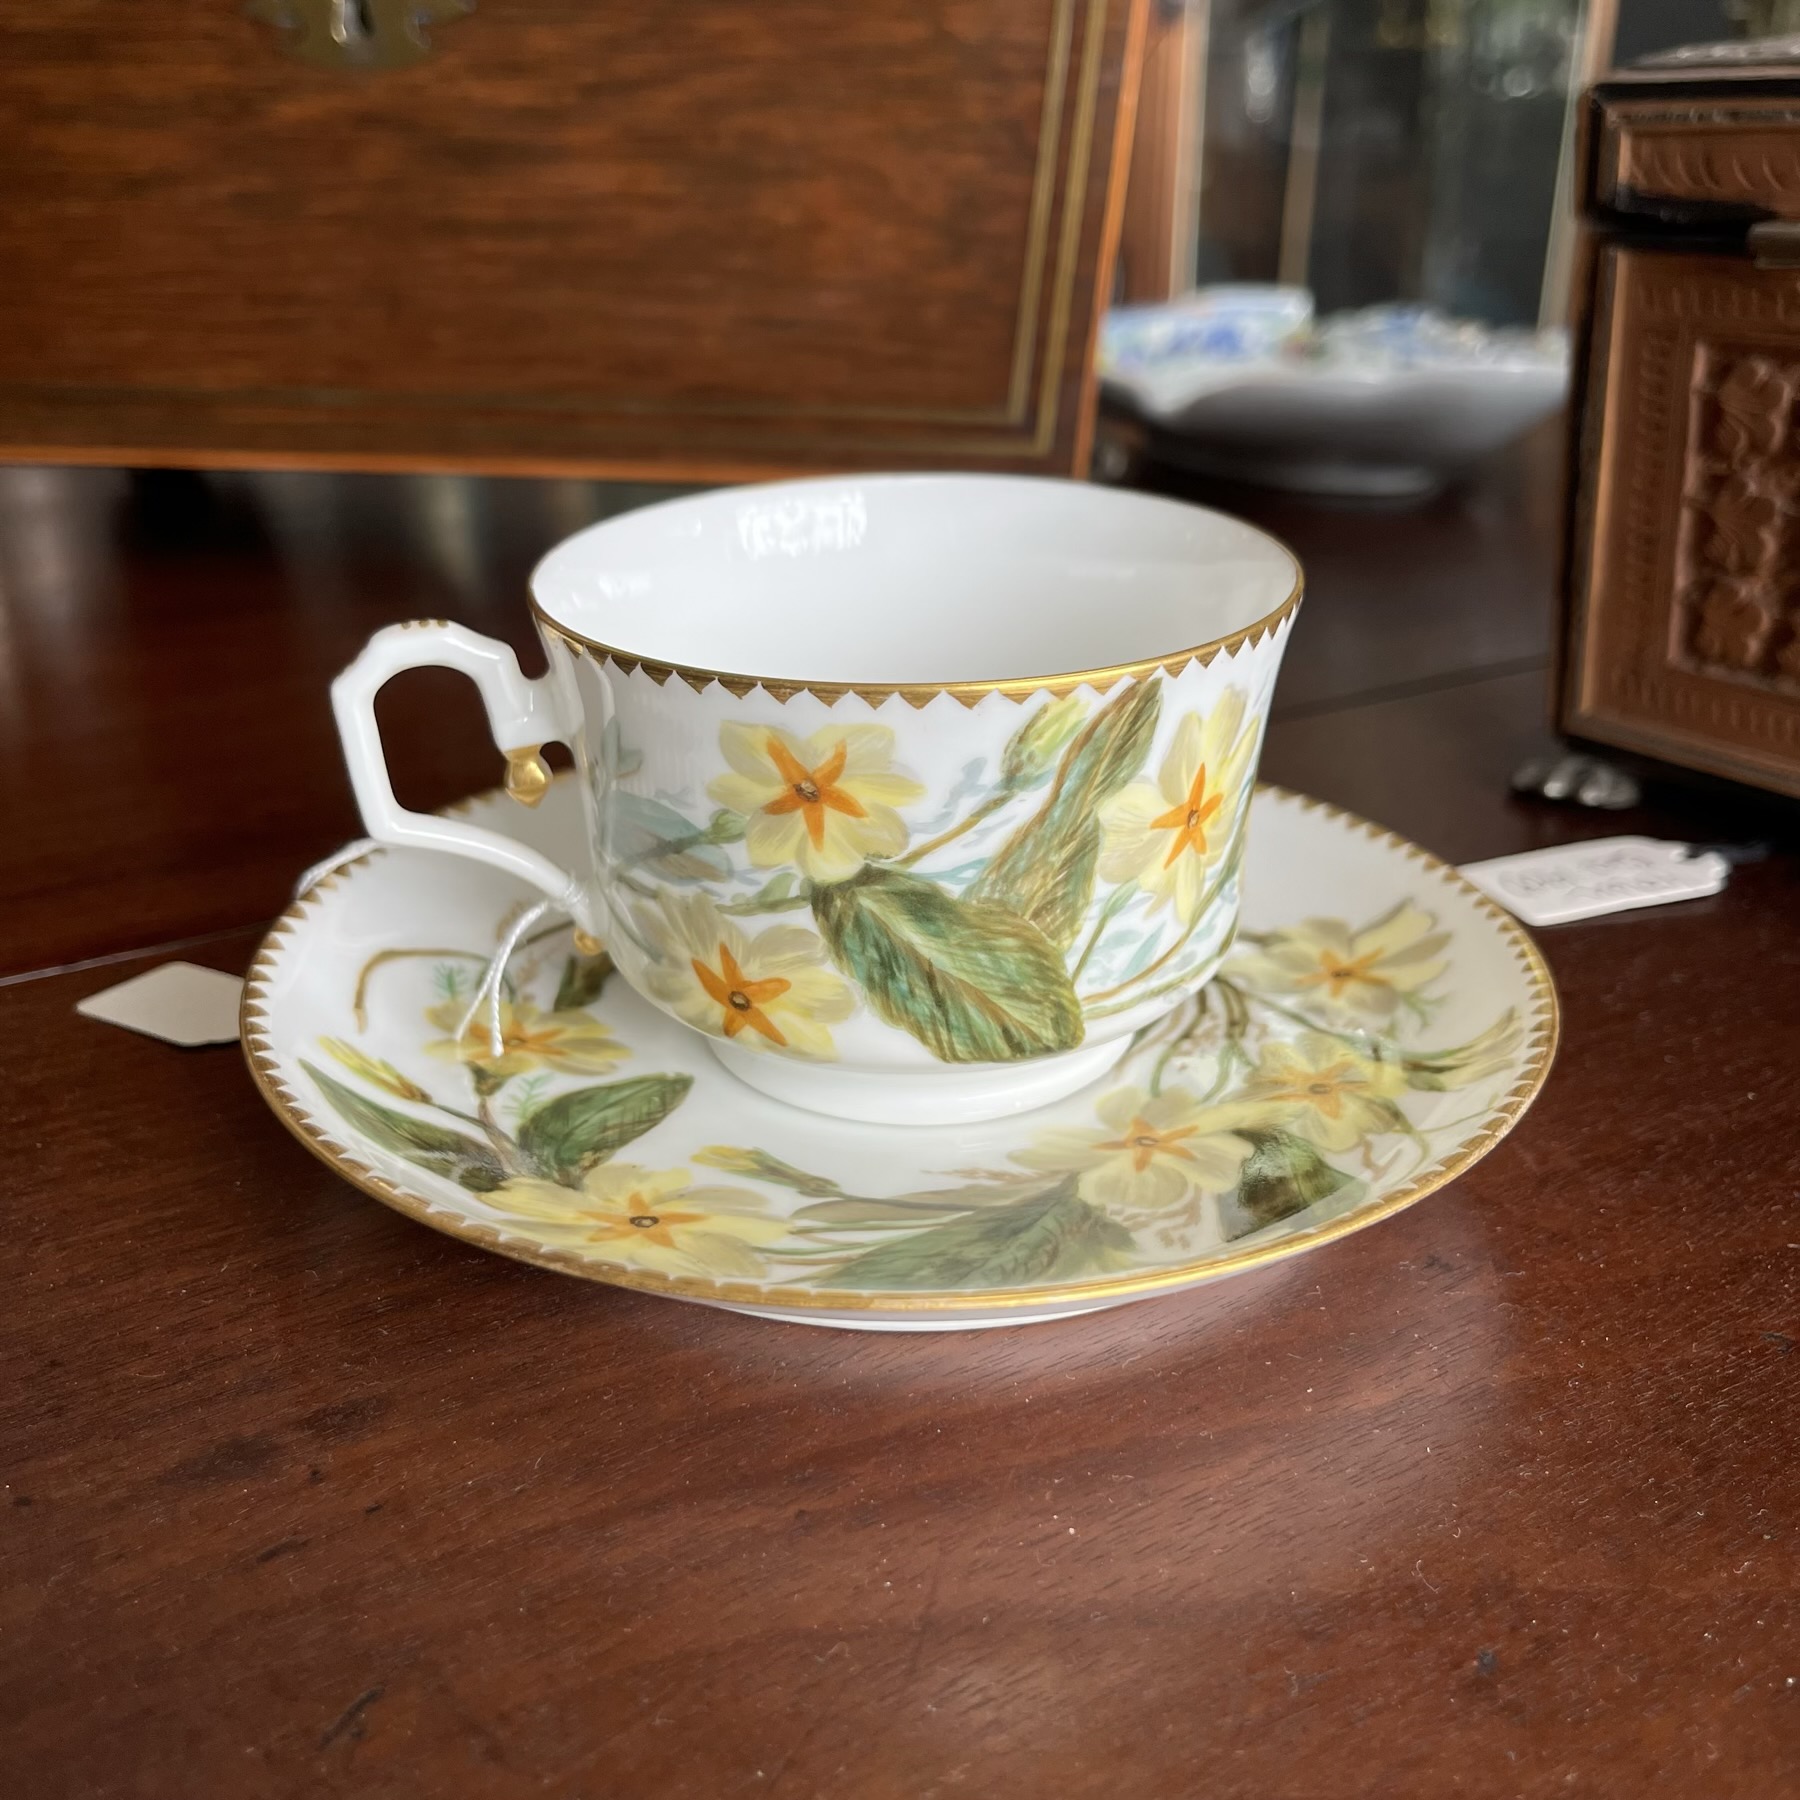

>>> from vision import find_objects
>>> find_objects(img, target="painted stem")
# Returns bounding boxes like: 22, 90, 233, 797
716, 890, 813, 916
425, 1096, 487, 1130
1078, 828, 1249, 1010
1081, 909, 1203, 1007
619, 826, 721, 868
475, 1095, 529, 1175
350, 923, 585, 1030
353, 947, 493, 1031
893, 789, 1015, 869
1149, 992, 1211, 1098
1069, 883, 1134, 985
1228, 983, 1382, 1051
1199, 1040, 1248, 1106
1083, 951, 1227, 1023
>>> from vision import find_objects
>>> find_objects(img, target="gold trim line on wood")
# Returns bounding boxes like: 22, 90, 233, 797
1564, 244, 1626, 726
1072, 0, 1151, 476
0, 441, 1050, 485
1005, 0, 1078, 422
1026, 0, 1112, 457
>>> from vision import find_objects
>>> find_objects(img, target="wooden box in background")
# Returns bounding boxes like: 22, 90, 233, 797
0, 1, 1145, 480
1562, 40, 1800, 799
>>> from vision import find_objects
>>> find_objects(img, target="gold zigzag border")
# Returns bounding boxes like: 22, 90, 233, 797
240, 783, 1560, 1317
531, 576, 1303, 710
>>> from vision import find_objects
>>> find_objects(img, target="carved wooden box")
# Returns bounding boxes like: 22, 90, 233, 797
1562, 42, 1800, 797
0, 0, 1144, 480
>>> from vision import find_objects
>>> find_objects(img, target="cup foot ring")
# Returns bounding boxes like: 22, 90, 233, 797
707, 1037, 1134, 1127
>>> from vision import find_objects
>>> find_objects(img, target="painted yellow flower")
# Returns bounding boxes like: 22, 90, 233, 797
1015, 1084, 1253, 1217
1239, 1033, 1408, 1152
1097, 689, 1256, 922
424, 998, 626, 1083
636, 891, 853, 1058
707, 722, 925, 884
488, 1164, 787, 1279
1229, 902, 1450, 1025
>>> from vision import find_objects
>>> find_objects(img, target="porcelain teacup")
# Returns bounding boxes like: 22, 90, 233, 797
331, 474, 1300, 1124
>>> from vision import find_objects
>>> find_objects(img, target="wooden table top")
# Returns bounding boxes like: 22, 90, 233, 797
4, 441, 1797, 1799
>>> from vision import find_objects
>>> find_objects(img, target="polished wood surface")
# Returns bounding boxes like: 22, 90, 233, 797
5, 440, 1799, 1797
0, 0, 1143, 478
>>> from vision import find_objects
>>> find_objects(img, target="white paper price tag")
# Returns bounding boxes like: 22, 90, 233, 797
1458, 837, 1730, 926
77, 962, 244, 1046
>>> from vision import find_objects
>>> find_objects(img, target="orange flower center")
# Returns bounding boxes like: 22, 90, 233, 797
1269, 1062, 1361, 1118
459, 1011, 573, 1063
761, 736, 867, 848
1099, 1116, 1200, 1173
1296, 949, 1385, 1000
582, 1197, 706, 1251
1151, 764, 1223, 867
692, 941, 792, 1045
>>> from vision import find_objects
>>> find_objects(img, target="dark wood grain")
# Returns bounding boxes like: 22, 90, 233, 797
0, 467, 683, 979
4, 444, 1799, 1797
0, 0, 1144, 478
1177, 422, 1563, 721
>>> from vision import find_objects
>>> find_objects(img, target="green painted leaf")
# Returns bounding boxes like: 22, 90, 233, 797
302, 1061, 506, 1194
812, 865, 1083, 1063
746, 870, 797, 908
552, 950, 614, 1012
826, 1177, 1135, 1289
966, 676, 1162, 947
795, 1173, 1052, 1226
1225, 1127, 1352, 1236
516, 1074, 693, 1185
999, 693, 1088, 789
797, 1197, 986, 1226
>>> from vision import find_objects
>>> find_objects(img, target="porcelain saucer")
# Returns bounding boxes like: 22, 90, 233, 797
242, 782, 1556, 1330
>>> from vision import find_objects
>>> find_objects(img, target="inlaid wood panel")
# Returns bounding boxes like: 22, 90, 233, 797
0, 0, 1146, 477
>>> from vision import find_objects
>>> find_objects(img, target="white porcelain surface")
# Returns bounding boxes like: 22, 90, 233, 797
530, 475, 1298, 685
711, 1032, 1133, 1126
242, 781, 1557, 1331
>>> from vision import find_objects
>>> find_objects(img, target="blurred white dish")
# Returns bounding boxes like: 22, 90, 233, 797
1100, 292, 1569, 499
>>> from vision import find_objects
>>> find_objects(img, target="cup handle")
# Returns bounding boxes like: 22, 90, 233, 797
330, 622, 594, 931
